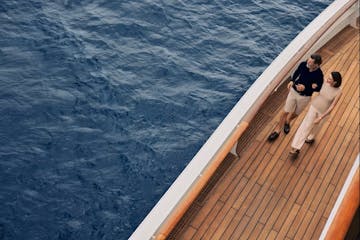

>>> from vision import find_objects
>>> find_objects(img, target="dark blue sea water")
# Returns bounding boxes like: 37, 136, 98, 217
0, 0, 332, 239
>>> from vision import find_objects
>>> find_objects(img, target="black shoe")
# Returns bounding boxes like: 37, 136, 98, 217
284, 123, 290, 134
268, 131, 279, 142
305, 138, 315, 144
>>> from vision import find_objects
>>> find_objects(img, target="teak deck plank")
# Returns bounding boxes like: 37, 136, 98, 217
168, 25, 359, 240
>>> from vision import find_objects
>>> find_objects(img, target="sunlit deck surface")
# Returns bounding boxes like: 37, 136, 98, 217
168, 24, 359, 240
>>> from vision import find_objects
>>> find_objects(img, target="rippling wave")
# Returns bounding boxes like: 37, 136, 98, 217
0, 0, 332, 239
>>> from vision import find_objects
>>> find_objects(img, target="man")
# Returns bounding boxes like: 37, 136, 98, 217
268, 53, 323, 141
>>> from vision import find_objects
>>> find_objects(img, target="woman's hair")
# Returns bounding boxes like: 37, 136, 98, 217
331, 71, 342, 88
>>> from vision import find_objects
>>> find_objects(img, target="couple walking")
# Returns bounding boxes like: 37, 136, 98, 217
267, 53, 343, 159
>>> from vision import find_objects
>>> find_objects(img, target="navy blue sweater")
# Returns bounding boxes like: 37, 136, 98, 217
291, 61, 323, 96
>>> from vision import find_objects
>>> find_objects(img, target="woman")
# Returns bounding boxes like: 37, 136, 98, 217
290, 71, 342, 158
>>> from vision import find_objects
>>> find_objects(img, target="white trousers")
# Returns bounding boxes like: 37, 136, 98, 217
291, 105, 325, 150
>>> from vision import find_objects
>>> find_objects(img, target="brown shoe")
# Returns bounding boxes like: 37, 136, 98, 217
305, 138, 315, 144
289, 149, 300, 159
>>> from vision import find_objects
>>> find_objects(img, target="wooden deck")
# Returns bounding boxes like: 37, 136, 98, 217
168, 25, 359, 240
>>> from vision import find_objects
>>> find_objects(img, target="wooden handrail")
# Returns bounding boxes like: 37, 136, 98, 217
148, 1, 358, 239
154, 121, 249, 240
242, 0, 357, 123
324, 167, 359, 240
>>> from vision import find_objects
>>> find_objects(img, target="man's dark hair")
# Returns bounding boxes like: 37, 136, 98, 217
331, 71, 342, 88
311, 54, 322, 65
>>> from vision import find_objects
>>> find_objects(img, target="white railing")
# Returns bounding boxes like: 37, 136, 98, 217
319, 154, 359, 240
129, 0, 358, 239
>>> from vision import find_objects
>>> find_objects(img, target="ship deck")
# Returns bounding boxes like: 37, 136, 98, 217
168, 24, 359, 240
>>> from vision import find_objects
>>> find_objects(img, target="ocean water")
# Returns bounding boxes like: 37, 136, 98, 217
0, 0, 332, 239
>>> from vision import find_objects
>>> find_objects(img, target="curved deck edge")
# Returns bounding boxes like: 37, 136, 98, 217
319, 154, 360, 240
129, 1, 359, 239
